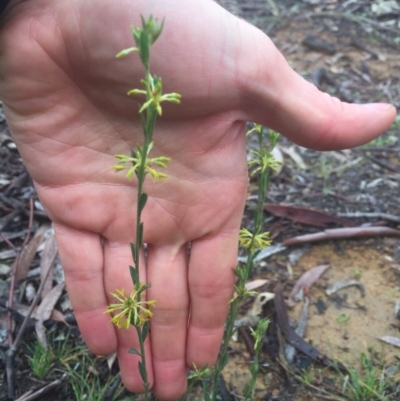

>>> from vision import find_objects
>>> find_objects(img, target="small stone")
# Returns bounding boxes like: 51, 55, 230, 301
264, 372, 273, 387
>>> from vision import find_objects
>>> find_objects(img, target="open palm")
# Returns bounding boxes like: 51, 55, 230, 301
0, 0, 395, 400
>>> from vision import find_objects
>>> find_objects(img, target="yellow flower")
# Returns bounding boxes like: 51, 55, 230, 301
112, 145, 171, 181
127, 75, 181, 116
105, 288, 156, 329
239, 228, 271, 252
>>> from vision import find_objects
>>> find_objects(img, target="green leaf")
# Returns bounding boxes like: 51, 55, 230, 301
128, 348, 141, 356
151, 18, 165, 44
220, 353, 228, 369
147, 141, 154, 155
140, 15, 147, 29
130, 148, 137, 159
338, 313, 350, 323
139, 193, 148, 214
142, 321, 150, 341
138, 361, 147, 382
139, 29, 150, 67
129, 265, 138, 284
116, 47, 138, 58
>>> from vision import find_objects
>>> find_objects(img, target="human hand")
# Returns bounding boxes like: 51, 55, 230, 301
0, 1, 396, 400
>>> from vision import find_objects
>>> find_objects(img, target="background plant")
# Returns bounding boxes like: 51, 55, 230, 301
205, 125, 280, 400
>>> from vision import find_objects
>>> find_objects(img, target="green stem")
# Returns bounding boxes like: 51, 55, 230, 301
209, 127, 277, 400
130, 68, 158, 401
209, 300, 240, 400
136, 326, 150, 396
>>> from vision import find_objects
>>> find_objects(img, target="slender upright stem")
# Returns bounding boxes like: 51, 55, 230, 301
209, 126, 278, 401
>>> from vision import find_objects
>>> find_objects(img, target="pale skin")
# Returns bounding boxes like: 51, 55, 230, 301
0, 0, 396, 400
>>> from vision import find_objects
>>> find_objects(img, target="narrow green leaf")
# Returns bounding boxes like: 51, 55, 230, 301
130, 148, 137, 159
116, 47, 138, 58
128, 348, 141, 356
220, 353, 228, 369
151, 18, 165, 44
131, 27, 142, 48
129, 265, 138, 284
147, 141, 154, 154
142, 321, 150, 341
140, 15, 147, 29
138, 361, 147, 382
139, 193, 148, 214
139, 31, 150, 67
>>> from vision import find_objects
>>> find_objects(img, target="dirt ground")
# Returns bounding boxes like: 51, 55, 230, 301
1, 1, 400, 400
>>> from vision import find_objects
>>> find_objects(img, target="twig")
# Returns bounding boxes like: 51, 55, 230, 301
337, 212, 400, 224
283, 226, 400, 246
14, 374, 66, 401
368, 156, 400, 173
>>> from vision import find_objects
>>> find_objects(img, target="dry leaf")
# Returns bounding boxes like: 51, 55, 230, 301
11, 302, 37, 319
280, 145, 307, 169
35, 282, 65, 347
288, 264, 330, 307
36, 282, 65, 322
50, 309, 69, 325
379, 336, 400, 348
39, 232, 58, 300
107, 352, 118, 370
265, 204, 357, 228
245, 279, 268, 291
16, 225, 48, 283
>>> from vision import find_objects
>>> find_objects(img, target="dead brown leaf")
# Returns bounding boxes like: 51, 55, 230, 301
35, 282, 65, 347
265, 204, 357, 228
16, 225, 48, 284
245, 279, 268, 291
288, 264, 330, 307
379, 336, 400, 348
39, 232, 58, 300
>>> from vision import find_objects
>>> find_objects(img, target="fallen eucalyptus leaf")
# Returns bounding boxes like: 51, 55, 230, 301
245, 279, 268, 292
288, 264, 330, 307
379, 336, 400, 348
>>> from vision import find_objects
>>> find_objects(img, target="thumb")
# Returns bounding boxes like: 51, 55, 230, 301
238, 27, 396, 150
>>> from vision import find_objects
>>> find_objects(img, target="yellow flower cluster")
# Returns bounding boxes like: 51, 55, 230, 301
239, 228, 271, 252
105, 287, 156, 329
112, 142, 170, 180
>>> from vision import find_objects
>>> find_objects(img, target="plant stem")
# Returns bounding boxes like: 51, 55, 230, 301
208, 126, 278, 401
131, 69, 157, 401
